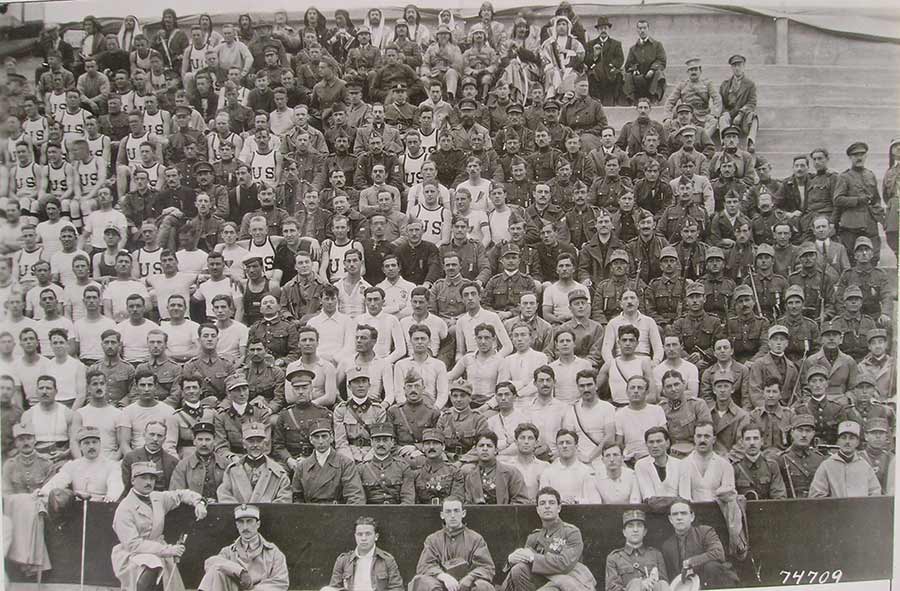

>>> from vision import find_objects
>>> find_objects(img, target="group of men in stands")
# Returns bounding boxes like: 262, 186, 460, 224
0, 3, 897, 591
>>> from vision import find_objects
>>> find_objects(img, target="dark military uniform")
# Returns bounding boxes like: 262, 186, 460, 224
778, 444, 826, 499
792, 396, 860, 445
660, 397, 712, 448
247, 316, 301, 365
244, 361, 287, 413
669, 311, 722, 361
213, 403, 272, 461
732, 453, 787, 499
436, 408, 488, 458
271, 402, 333, 464
830, 313, 878, 361
183, 354, 236, 400
776, 313, 820, 363
387, 402, 441, 448
859, 447, 894, 492
605, 510, 668, 591
439, 240, 492, 284
90, 358, 136, 406
482, 271, 536, 315
645, 274, 688, 328
700, 274, 734, 318
724, 313, 769, 363
724, 243, 756, 283
413, 460, 465, 504
789, 267, 837, 320
358, 454, 415, 504
836, 264, 894, 319
503, 520, 596, 591
279, 273, 328, 323
743, 270, 788, 322
172, 406, 218, 451
428, 274, 467, 319
626, 234, 669, 285
749, 405, 794, 454
656, 202, 707, 242
527, 147, 564, 182
591, 276, 648, 324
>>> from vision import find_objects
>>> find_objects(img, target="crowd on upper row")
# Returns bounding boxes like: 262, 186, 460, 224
0, 2, 897, 583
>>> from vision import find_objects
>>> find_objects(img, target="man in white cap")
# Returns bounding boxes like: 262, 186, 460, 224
198, 504, 289, 591
111, 461, 208, 591
40, 425, 123, 503
217, 422, 292, 504
809, 420, 881, 498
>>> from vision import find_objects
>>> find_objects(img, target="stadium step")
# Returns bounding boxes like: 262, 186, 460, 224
662, 65, 900, 87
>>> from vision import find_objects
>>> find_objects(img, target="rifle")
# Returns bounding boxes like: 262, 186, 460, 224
787, 340, 809, 408
746, 265, 763, 317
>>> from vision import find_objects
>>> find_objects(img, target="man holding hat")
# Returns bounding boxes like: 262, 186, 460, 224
413, 428, 465, 504
605, 509, 669, 591
272, 366, 333, 471
836, 235, 893, 324
213, 373, 273, 463
718, 54, 758, 150
809, 420, 881, 497
585, 16, 624, 105
833, 142, 884, 260
799, 320, 858, 402
170, 419, 227, 498
665, 58, 721, 139
858, 417, 894, 491
358, 423, 415, 504
217, 421, 291, 504
857, 328, 896, 398
747, 325, 799, 409
291, 418, 365, 504
111, 461, 207, 591
41, 425, 124, 503
828, 284, 878, 361
792, 364, 861, 445
198, 504, 289, 591
777, 413, 826, 498
334, 367, 388, 462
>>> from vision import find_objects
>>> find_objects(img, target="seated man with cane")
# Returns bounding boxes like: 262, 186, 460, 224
198, 504, 289, 591
111, 461, 208, 591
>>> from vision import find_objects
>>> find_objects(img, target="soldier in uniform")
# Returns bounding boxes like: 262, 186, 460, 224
665, 57, 721, 138
644, 246, 688, 330
856, 328, 895, 400
858, 417, 894, 492
291, 418, 365, 504
169, 421, 228, 500
778, 413, 826, 498
577, 209, 626, 289
591, 249, 647, 324
744, 243, 788, 322
605, 509, 669, 591
792, 365, 861, 445
198, 504, 289, 591
134, 330, 183, 406
829, 284, 877, 361
436, 381, 489, 461
483, 243, 537, 320
388, 371, 441, 459
334, 368, 388, 462
748, 378, 795, 456
247, 297, 301, 367
242, 339, 287, 413
413, 428, 465, 504
560, 75, 608, 152
731, 423, 787, 499
217, 421, 292, 504
669, 282, 721, 370
723, 284, 769, 364
788, 242, 837, 321
182, 323, 238, 400
800, 320, 859, 402
358, 423, 415, 504
776, 285, 820, 364
321, 517, 403, 590
833, 142, 884, 260
272, 367, 333, 472
835, 236, 894, 325
656, 180, 707, 242
501, 486, 597, 591
213, 374, 273, 463
496, 103, 536, 157
172, 374, 217, 454
659, 369, 712, 456
848, 374, 895, 428
90, 330, 137, 406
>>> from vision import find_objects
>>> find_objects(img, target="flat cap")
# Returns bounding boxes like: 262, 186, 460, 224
806, 365, 829, 380
732, 284, 754, 300
506, 102, 524, 114
421, 428, 445, 444
242, 422, 268, 439
263, 44, 279, 55
755, 243, 775, 258
77, 426, 101, 442
286, 367, 316, 382
458, 98, 478, 110
193, 161, 214, 174
659, 246, 679, 260
131, 461, 160, 478
767, 325, 789, 339
226, 373, 249, 391
347, 367, 371, 383
684, 58, 701, 68
854, 236, 874, 250
728, 54, 746, 65
568, 289, 590, 303
242, 255, 264, 266
608, 249, 630, 264
310, 418, 332, 436
685, 282, 705, 297
784, 284, 805, 302
867, 328, 888, 341
705, 246, 725, 260
450, 381, 473, 395
501, 243, 521, 257
846, 141, 868, 156
865, 417, 889, 432
369, 423, 395, 438
543, 99, 560, 111
721, 126, 741, 137
820, 320, 842, 334
837, 420, 861, 437
623, 509, 646, 525
712, 370, 734, 384
192, 421, 216, 436
843, 284, 863, 300
234, 504, 261, 520
797, 242, 818, 257
790, 414, 816, 429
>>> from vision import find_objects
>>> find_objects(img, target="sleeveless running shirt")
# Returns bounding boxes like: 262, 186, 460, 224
142, 110, 166, 136
402, 150, 428, 186
249, 149, 277, 188
414, 203, 446, 246
248, 238, 276, 273
123, 132, 150, 167
46, 162, 70, 197
326, 239, 353, 282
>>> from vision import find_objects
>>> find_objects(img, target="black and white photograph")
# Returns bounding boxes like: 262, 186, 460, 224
0, 0, 896, 589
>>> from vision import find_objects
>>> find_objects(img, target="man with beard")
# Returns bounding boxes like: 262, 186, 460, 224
410, 496, 495, 591
358, 423, 415, 504
731, 423, 786, 499
809, 420, 881, 498
501, 486, 596, 591
169, 403, 224, 488
777, 414, 825, 498
292, 418, 365, 504
217, 421, 291, 503
198, 504, 289, 591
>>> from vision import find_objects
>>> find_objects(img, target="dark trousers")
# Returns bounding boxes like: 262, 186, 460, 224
697, 560, 740, 589
501, 563, 549, 591
588, 72, 622, 106
623, 70, 666, 103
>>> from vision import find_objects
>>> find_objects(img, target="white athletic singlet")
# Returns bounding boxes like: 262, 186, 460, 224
134, 162, 163, 191
46, 161, 70, 197
142, 110, 166, 136
135, 247, 163, 278
47, 92, 67, 118
23, 117, 48, 147
187, 45, 206, 73
87, 135, 107, 160
76, 157, 103, 194
421, 128, 438, 155
248, 149, 277, 187
414, 203, 446, 246
210, 132, 238, 160
59, 109, 88, 141
402, 150, 428, 186
122, 132, 150, 167
326, 239, 353, 282
15, 161, 39, 195
15, 247, 45, 289
248, 237, 276, 273
609, 356, 645, 405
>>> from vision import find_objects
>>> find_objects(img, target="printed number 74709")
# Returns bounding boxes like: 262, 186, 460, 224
779, 570, 843, 585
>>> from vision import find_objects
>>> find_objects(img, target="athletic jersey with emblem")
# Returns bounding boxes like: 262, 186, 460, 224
59, 109, 89, 141
326, 239, 353, 282
23, 117, 49, 147
133, 162, 163, 191
14, 161, 39, 195
210, 132, 239, 160
135, 247, 164, 278
122, 133, 150, 167
402, 150, 428, 186
141, 110, 166, 136
248, 149, 277, 188
187, 45, 206, 73
86, 135, 108, 160
47, 92, 67, 119
45, 161, 71, 197
413, 203, 446, 246
247, 238, 277, 273
421, 128, 438, 155
132, 92, 148, 113
5, 135, 23, 163
120, 90, 137, 113
76, 157, 104, 194
15, 247, 45, 290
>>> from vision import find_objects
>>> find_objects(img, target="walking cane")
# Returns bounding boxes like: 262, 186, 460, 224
80, 498, 89, 591
163, 533, 189, 590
